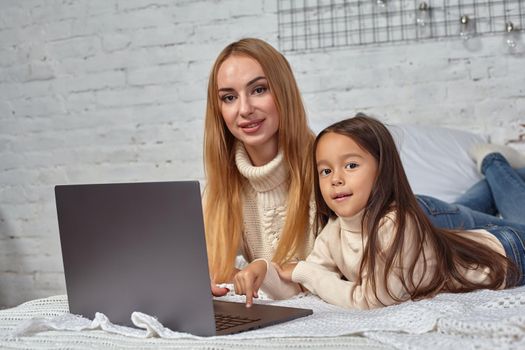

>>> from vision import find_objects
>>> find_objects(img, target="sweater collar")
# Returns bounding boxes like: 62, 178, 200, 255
339, 209, 365, 233
235, 142, 288, 192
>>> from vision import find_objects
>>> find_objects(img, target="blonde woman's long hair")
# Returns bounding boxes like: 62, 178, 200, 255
203, 38, 315, 282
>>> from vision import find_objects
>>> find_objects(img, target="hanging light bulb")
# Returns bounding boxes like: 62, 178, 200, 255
376, 0, 387, 7
504, 21, 521, 53
416, 2, 430, 27
459, 15, 474, 41
416, 2, 431, 38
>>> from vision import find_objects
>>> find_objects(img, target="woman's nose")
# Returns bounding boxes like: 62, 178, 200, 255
239, 95, 254, 117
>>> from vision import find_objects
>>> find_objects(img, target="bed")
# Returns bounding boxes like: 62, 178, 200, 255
1, 124, 524, 350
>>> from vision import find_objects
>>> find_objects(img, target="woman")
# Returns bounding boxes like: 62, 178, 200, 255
203, 38, 318, 302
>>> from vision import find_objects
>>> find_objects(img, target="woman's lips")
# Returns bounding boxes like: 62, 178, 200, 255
239, 119, 263, 133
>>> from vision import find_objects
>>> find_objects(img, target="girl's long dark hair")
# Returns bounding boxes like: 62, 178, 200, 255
313, 113, 519, 303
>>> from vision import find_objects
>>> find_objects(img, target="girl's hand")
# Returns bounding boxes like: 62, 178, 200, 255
274, 262, 297, 282
233, 260, 267, 307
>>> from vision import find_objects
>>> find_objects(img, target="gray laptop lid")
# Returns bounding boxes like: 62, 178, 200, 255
56, 181, 216, 336
55, 181, 312, 337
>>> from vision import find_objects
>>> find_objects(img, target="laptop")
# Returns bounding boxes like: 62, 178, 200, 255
55, 181, 312, 336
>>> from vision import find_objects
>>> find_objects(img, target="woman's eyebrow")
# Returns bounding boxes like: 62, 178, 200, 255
218, 76, 267, 92
246, 76, 267, 86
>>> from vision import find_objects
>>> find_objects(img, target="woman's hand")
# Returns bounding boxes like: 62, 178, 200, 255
233, 260, 268, 307
210, 268, 240, 297
210, 283, 229, 297
274, 262, 297, 282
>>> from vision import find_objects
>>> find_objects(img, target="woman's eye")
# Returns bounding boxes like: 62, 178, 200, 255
345, 162, 358, 169
319, 168, 331, 176
253, 86, 267, 95
221, 95, 235, 103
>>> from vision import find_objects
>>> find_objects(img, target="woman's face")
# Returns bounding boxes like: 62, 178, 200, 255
217, 55, 280, 166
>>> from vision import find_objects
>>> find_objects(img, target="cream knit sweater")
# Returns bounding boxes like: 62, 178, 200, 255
235, 143, 316, 264
262, 209, 506, 308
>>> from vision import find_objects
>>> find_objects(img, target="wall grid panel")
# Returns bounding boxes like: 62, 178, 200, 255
278, 0, 525, 51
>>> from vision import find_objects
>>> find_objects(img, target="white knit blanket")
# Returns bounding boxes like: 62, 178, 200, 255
2, 286, 525, 350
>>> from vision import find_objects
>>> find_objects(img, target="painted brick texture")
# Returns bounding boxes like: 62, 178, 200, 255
0, 0, 523, 307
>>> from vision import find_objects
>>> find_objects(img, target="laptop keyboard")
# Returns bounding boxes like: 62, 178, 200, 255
214, 313, 261, 331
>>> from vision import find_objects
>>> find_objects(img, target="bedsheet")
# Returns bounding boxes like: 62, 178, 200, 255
1, 286, 525, 350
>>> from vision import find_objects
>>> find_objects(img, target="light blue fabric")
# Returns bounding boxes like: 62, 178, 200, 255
417, 194, 525, 232
417, 153, 525, 230
486, 225, 525, 286
416, 152, 525, 285
454, 154, 525, 222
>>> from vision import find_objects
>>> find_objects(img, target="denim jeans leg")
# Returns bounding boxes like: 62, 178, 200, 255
454, 165, 525, 215
417, 195, 525, 232
486, 226, 525, 286
454, 180, 498, 216
482, 153, 525, 224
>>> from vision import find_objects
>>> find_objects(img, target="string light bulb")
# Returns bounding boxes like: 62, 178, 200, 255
416, 2, 430, 27
504, 21, 520, 53
459, 15, 475, 40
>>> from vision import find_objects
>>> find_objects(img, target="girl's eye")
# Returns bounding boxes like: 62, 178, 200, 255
345, 162, 358, 169
220, 95, 236, 103
253, 86, 267, 95
319, 168, 331, 176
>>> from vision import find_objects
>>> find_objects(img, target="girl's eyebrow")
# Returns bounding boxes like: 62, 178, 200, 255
340, 152, 365, 159
218, 76, 267, 92
316, 152, 364, 167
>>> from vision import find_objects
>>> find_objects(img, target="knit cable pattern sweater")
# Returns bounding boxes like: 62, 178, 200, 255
261, 209, 506, 308
235, 143, 316, 264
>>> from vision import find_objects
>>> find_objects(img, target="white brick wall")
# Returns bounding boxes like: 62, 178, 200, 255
0, 0, 524, 307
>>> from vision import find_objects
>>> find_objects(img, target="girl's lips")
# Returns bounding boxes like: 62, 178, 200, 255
333, 193, 351, 201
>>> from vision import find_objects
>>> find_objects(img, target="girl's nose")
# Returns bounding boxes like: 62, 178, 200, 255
239, 95, 254, 117
331, 172, 344, 186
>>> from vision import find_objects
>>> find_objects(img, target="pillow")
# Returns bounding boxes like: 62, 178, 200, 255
388, 124, 487, 203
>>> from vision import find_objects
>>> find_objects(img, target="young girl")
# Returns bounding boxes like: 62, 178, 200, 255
269, 114, 524, 309
203, 38, 317, 300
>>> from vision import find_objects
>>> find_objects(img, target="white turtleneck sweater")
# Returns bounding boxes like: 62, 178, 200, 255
235, 143, 316, 263
262, 209, 506, 308
235, 143, 317, 299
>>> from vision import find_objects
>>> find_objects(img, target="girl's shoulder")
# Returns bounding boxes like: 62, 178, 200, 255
378, 209, 399, 230
377, 208, 421, 250
316, 217, 343, 239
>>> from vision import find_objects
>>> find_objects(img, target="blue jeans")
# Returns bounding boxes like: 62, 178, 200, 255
416, 153, 525, 285
454, 153, 525, 223
486, 225, 525, 286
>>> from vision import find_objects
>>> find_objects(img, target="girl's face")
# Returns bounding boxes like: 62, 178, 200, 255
315, 132, 378, 218
217, 55, 280, 166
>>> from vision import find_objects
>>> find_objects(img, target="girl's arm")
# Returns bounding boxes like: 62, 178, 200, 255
258, 259, 302, 299
292, 262, 385, 309
292, 216, 406, 309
